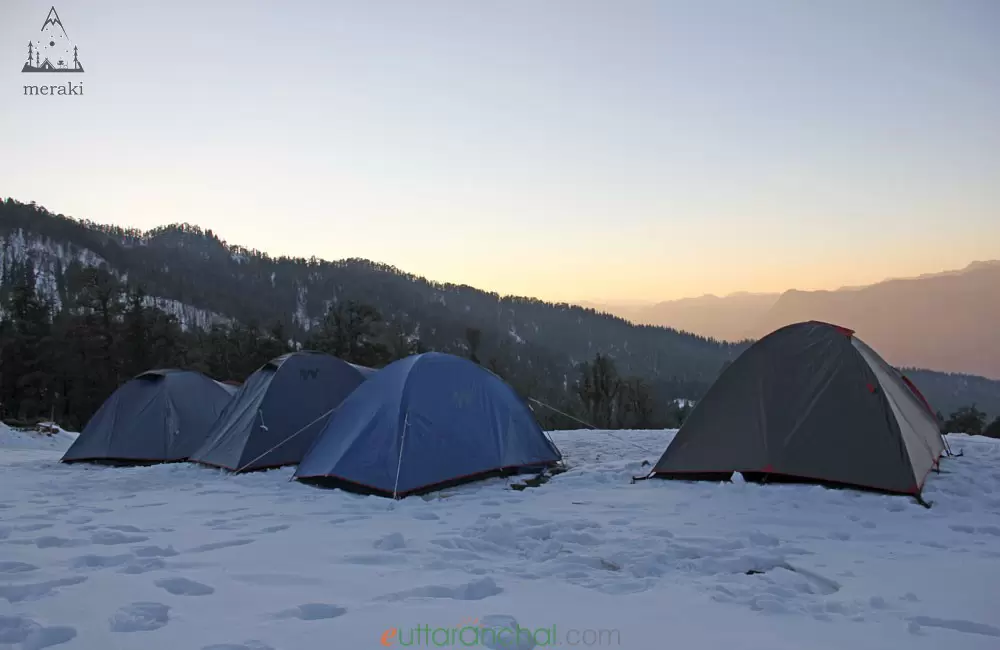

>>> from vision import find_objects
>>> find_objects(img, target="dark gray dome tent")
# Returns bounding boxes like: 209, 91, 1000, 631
189, 351, 368, 472
651, 321, 946, 496
61, 369, 234, 465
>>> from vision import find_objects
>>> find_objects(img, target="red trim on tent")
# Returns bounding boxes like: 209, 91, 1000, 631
901, 374, 936, 417
761, 464, 774, 473
653, 465, 927, 497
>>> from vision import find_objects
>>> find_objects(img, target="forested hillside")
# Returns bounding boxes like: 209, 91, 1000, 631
0, 199, 743, 430
2, 199, 996, 430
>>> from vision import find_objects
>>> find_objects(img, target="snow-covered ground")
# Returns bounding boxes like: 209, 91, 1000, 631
0, 423, 78, 452
2, 430, 999, 650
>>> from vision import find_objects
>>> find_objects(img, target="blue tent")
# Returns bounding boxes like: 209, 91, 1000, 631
189, 351, 368, 472
294, 352, 562, 497
62, 369, 233, 464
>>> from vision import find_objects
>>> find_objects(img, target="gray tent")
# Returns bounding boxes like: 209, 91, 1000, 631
652, 321, 946, 496
61, 369, 234, 464
189, 351, 368, 472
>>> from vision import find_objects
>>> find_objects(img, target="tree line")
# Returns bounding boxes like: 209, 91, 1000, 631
940, 405, 1000, 439
0, 259, 686, 432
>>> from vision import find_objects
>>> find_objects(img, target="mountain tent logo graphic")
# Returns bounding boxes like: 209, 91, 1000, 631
22, 7, 83, 73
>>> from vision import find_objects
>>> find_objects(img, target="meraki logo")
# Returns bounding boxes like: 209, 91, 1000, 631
22, 6, 84, 97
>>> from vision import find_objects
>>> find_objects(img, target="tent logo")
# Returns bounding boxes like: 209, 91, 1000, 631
300, 368, 320, 380
22, 7, 84, 73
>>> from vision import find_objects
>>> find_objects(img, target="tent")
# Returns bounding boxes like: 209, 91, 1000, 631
294, 352, 562, 498
189, 351, 368, 472
62, 369, 233, 464
651, 321, 946, 496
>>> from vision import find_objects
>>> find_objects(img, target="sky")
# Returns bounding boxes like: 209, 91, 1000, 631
1, 0, 998, 303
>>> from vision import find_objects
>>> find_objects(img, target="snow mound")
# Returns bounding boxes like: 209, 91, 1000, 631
0, 422, 78, 452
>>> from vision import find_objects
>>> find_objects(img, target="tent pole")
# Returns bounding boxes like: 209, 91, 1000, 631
392, 413, 410, 500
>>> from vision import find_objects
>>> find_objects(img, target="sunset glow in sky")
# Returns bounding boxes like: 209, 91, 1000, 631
1, 0, 997, 302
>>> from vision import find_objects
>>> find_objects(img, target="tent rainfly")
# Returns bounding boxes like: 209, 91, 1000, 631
650, 321, 946, 496
62, 369, 234, 464
189, 351, 368, 472
294, 352, 562, 498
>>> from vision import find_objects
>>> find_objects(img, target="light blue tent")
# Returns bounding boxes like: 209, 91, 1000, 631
190, 351, 368, 472
294, 352, 562, 498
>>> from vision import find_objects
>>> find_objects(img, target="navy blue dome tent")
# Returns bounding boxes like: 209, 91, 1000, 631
189, 351, 368, 472
61, 369, 233, 465
294, 352, 562, 498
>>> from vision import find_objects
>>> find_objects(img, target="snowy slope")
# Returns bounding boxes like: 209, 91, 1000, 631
0, 229, 229, 331
0, 423, 77, 452
0, 431, 998, 649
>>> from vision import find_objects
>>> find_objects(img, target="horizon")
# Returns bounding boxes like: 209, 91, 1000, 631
2, 1, 998, 303
7, 196, 997, 306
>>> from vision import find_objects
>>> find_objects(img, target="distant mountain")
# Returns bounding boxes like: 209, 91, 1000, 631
592, 261, 1000, 382
752, 261, 1000, 380
595, 292, 779, 343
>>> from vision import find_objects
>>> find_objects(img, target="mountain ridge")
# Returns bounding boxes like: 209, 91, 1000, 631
1, 198, 997, 419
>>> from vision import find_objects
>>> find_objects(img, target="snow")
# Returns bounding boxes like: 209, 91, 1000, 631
292, 286, 313, 331
141, 296, 231, 332
0, 431, 998, 649
0, 229, 108, 313
0, 423, 77, 451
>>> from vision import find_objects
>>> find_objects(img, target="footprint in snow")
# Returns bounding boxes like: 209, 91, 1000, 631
909, 616, 1000, 638
374, 532, 406, 550
256, 524, 290, 534
379, 577, 502, 602
0, 561, 38, 574
340, 554, 410, 566
0, 615, 77, 649
187, 539, 255, 553
232, 574, 322, 587
202, 643, 275, 650
70, 554, 134, 570
155, 577, 215, 596
108, 602, 170, 632
119, 558, 167, 575
104, 524, 144, 533
133, 545, 179, 558
273, 604, 347, 621
0, 577, 88, 603
91, 530, 149, 545
31, 536, 90, 549
411, 512, 440, 521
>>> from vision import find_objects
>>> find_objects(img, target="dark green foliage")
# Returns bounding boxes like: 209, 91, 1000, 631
0, 199, 740, 431
305, 301, 391, 367
984, 416, 1000, 439
942, 405, 988, 436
